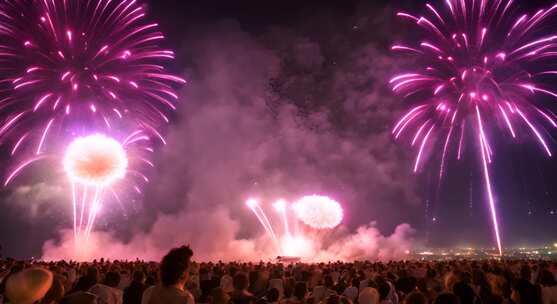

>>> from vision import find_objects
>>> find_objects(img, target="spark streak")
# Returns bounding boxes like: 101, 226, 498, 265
391, 0, 557, 255
247, 196, 343, 257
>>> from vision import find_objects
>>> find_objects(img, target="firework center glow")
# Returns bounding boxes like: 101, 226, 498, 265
246, 195, 344, 259
63, 134, 127, 187
280, 235, 313, 257
293, 195, 343, 229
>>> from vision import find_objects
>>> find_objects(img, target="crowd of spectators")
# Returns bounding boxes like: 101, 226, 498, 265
1, 246, 557, 304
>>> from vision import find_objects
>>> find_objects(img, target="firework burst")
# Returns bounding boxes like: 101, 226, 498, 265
7, 129, 156, 244
246, 196, 343, 257
0, 0, 185, 164
391, 0, 557, 255
63, 134, 128, 187
64, 134, 128, 242
293, 195, 344, 230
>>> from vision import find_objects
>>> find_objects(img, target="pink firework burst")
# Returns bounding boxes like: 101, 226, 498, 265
391, 0, 557, 255
5, 128, 157, 246
0, 0, 185, 161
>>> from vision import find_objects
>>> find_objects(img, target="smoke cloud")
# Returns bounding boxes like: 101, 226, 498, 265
8, 182, 66, 219
43, 207, 414, 262
39, 10, 420, 261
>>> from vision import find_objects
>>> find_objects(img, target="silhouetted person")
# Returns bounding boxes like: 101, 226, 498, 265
453, 282, 476, 304
40, 274, 65, 304
287, 282, 308, 304
72, 267, 99, 292
433, 293, 459, 304
89, 271, 123, 304
230, 272, 255, 304
199, 267, 214, 303
124, 270, 147, 304
209, 287, 230, 304
539, 269, 557, 304
266, 288, 280, 304
512, 278, 542, 304
141, 245, 195, 304
404, 291, 427, 304
376, 278, 394, 304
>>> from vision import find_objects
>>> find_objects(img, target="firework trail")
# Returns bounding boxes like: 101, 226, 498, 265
64, 134, 126, 242
0, 0, 185, 168
4, 127, 156, 243
246, 198, 281, 250
391, 0, 557, 255
246, 196, 343, 257
59, 131, 154, 244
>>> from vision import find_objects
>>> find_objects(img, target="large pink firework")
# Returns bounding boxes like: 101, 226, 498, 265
391, 0, 557, 255
0, 0, 185, 166
4, 127, 157, 245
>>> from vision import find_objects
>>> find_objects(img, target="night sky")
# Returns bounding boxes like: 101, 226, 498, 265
1, 0, 556, 259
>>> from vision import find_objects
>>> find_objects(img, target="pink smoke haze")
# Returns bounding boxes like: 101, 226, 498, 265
35, 20, 419, 261
42, 206, 414, 262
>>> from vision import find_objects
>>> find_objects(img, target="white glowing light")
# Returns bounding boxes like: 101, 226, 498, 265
293, 195, 343, 229
280, 235, 313, 257
63, 134, 127, 186
246, 198, 259, 208
273, 199, 287, 211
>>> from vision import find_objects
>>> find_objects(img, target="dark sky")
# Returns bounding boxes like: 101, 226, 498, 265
1, 0, 557, 259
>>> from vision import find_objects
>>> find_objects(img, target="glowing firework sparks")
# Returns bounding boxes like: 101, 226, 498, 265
246, 196, 343, 257
0, 0, 183, 250
63, 134, 133, 242
246, 199, 280, 249
63, 134, 128, 187
5, 129, 155, 246
391, 0, 557, 255
293, 195, 343, 230
274, 199, 291, 238
61, 132, 157, 243
0, 0, 185, 165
